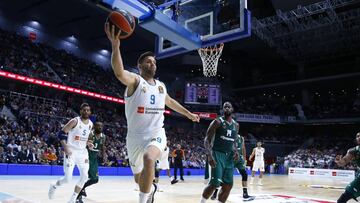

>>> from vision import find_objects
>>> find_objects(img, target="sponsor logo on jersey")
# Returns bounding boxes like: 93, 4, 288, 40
141, 86, 147, 93
75, 136, 80, 140
332, 171, 337, 176
137, 106, 145, 113
158, 86, 164, 94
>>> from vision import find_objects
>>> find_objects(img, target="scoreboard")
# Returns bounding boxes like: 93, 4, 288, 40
184, 82, 221, 105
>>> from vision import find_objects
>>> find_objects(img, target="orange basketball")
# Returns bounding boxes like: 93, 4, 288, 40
106, 10, 136, 39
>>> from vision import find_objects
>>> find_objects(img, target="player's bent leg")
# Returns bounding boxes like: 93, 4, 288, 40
201, 184, 219, 202
139, 145, 161, 193
217, 183, 233, 203
337, 191, 355, 203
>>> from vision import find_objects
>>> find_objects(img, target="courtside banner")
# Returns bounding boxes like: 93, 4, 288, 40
289, 167, 354, 179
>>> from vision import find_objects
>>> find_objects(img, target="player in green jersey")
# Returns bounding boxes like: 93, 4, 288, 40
77, 122, 106, 203
200, 102, 239, 203
335, 132, 360, 203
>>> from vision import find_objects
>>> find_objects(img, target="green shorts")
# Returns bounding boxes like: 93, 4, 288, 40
88, 155, 99, 180
346, 174, 360, 199
209, 150, 234, 187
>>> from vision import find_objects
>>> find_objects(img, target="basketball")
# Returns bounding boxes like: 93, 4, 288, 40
106, 10, 135, 39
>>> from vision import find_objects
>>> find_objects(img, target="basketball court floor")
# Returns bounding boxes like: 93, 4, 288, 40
0, 174, 355, 203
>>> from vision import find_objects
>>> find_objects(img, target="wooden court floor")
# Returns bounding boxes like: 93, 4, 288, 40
0, 175, 356, 203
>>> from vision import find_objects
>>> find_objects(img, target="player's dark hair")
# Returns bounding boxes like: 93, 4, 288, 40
137, 51, 155, 65
80, 103, 90, 110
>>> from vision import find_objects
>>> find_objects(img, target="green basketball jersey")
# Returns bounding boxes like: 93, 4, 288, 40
349, 146, 360, 168
236, 135, 243, 156
212, 116, 237, 153
88, 132, 106, 159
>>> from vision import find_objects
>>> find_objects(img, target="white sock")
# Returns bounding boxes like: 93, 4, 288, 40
200, 197, 207, 203
69, 192, 79, 202
139, 192, 150, 203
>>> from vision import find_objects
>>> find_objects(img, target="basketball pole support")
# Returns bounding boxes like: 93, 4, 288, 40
102, 0, 202, 50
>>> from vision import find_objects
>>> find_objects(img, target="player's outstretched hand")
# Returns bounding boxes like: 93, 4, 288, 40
104, 22, 121, 48
187, 113, 200, 122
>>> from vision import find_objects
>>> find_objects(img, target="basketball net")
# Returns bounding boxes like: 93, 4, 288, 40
198, 43, 224, 77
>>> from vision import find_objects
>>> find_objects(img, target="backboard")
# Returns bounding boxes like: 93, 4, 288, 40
155, 0, 251, 58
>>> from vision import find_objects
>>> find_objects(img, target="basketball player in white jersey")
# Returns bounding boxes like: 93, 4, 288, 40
105, 23, 200, 203
48, 103, 94, 203
249, 142, 265, 185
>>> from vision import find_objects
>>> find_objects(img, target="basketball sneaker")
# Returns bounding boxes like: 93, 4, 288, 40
146, 183, 157, 203
48, 184, 57, 199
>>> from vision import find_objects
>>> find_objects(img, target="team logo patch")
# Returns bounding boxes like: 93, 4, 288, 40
137, 106, 145, 113
158, 86, 164, 94
75, 136, 80, 140
228, 194, 335, 203
141, 86, 147, 93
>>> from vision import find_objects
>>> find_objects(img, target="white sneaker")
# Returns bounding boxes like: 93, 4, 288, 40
48, 184, 56, 199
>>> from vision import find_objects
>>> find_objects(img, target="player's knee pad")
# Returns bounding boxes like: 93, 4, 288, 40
89, 178, 98, 185
240, 169, 248, 181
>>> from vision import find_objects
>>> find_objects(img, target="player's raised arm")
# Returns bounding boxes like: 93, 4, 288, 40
105, 23, 138, 87
165, 94, 200, 122
335, 148, 355, 167
204, 119, 220, 168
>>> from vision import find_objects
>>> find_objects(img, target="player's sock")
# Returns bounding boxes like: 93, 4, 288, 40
243, 187, 248, 195
200, 197, 207, 203
68, 192, 79, 203
249, 177, 254, 184
258, 178, 263, 185
139, 192, 150, 203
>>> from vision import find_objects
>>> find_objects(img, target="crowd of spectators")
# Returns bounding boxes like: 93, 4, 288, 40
283, 132, 356, 170
0, 28, 124, 98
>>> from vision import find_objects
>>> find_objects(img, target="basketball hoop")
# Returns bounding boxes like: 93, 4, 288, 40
198, 43, 224, 77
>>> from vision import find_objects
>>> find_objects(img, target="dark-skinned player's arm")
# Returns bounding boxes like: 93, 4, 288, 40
87, 131, 94, 150
105, 22, 138, 87
57, 118, 77, 157
204, 119, 220, 168
335, 148, 355, 167
233, 123, 240, 161
165, 94, 200, 122
101, 136, 107, 157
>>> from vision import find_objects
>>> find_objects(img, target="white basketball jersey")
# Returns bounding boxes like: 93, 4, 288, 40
67, 117, 93, 150
125, 76, 167, 135
254, 147, 265, 162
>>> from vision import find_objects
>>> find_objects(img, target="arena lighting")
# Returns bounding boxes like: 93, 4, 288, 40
0, 70, 125, 104
0, 71, 221, 118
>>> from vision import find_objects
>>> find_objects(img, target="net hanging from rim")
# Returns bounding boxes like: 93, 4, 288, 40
198, 43, 224, 77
